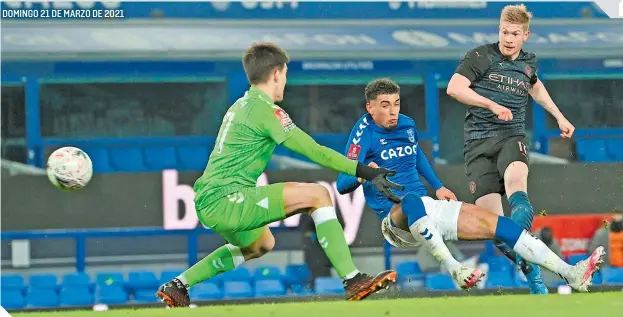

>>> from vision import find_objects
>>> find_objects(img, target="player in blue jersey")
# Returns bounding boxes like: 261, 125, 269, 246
336, 78, 604, 291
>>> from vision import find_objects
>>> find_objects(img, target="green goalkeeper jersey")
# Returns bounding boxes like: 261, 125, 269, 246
194, 86, 357, 209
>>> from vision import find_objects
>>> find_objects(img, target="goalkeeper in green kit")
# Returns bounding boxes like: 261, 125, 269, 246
157, 42, 402, 307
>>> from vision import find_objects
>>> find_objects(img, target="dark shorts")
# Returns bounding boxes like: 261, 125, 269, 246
463, 135, 529, 200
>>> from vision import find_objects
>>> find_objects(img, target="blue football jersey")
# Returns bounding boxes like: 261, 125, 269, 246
336, 114, 443, 219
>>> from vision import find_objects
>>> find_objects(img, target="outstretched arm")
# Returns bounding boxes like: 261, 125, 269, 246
415, 146, 443, 191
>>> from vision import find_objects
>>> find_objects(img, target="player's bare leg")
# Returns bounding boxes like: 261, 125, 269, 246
457, 203, 605, 292
282, 183, 397, 301
391, 194, 484, 290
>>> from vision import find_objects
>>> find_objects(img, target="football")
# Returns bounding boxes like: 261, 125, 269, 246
46, 147, 93, 191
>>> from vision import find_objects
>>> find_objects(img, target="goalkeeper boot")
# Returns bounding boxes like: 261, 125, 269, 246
343, 270, 397, 301
156, 278, 190, 308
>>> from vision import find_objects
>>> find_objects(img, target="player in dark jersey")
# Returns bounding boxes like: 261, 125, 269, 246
447, 4, 575, 294
336, 78, 602, 293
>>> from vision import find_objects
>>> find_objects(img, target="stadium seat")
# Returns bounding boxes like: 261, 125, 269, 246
514, 272, 529, 288
127, 271, 159, 291
189, 282, 223, 301
606, 138, 623, 160
567, 253, 589, 265
425, 273, 456, 291
26, 289, 59, 308
97, 286, 128, 305
1, 274, 27, 292
485, 271, 516, 289
601, 267, 623, 285
144, 146, 178, 170
219, 267, 252, 283
1, 290, 25, 309
486, 256, 514, 273
285, 264, 312, 286
96, 272, 125, 287
109, 147, 146, 172
395, 261, 424, 282
62, 273, 92, 289
254, 266, 283, 281
314, 277, 344, 295
177, 145, 210, 170
134, 290, 158, 303
400, 278, 424, 291
223, 281, 254, 299
29, 274, 58, 290
289, 284, 314, 296
592, 271, 603, 285
576, 139, 610, 162
60, 287, 94, 306
255, 279, 286, 297
160, 270, 184, 284
80, 147, 113, 173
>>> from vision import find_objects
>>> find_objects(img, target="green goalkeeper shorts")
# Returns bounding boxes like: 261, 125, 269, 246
197, 183, 286, 248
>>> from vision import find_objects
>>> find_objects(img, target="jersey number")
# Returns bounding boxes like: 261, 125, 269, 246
216, 112, 235, 154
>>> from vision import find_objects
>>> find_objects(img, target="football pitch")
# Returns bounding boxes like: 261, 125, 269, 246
12, 292, 623, 317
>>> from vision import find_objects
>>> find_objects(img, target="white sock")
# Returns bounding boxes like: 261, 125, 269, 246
512, 231, 572, 275
343, 270, 360, 280
409, 216, 462, 274
175, 274, 189, 287
311, 206, 337, 224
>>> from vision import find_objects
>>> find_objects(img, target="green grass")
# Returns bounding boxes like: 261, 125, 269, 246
13, 293, 623, 317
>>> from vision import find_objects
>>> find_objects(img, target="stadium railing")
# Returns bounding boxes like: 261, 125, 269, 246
0, 227, 296, 273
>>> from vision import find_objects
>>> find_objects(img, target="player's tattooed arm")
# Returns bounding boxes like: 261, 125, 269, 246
530, 79, 575, 138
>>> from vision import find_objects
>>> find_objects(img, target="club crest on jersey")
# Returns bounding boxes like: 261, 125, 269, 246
347, 144, 361, 160
407, 129, 415, 143
524, 65, 534, 78
273, 108, 296, 132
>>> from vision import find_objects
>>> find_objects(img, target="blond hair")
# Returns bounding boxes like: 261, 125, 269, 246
501, 4, 533, 29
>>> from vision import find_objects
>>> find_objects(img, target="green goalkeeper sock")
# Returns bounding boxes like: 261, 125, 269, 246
312, 206, 359, 279
176, 244, 244, 288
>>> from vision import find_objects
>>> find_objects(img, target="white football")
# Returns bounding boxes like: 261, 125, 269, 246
46, 147, 93, 191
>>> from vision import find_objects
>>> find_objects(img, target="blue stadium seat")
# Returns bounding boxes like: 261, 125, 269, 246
606, 139, 623, 160
400, 278, 424, 291
160, 270, 184, 284
127, 271, 159, 291
1, 274, 26, 293
285, 264, 312, 286
289, 284, 314, 296
134, 290, 158, 303
425, 273, 456, 291
255, 280, 286, 297
254, 266, 282, 281
97, 286, 128, 305
223, 281, 253, 299
592, 271, 603, 285
395, 261, 424, 282
485, 271, 516, 289
144, 146, 178, 170
109, 147, 146, 172
576, 139, 610, 162
567, 253, 589, 265
26, 289, 59, 308
314, 277, 344, 295
60, 287, 94, 306
1, 290, 25, 309
29, 274, 58, 290
177, 145, 210, 170
96, 272, 125, 287
486, 256, 514, 273
80, 147, 113, 173
601, 267, 623, 285
189, 282, 223, 300
62, 273, 92, 289
219, 267, 252, 283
